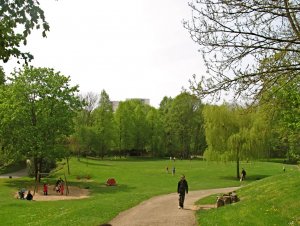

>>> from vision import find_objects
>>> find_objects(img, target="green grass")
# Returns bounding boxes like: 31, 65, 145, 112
0, 158, 297, 225
196, 170, 300, 226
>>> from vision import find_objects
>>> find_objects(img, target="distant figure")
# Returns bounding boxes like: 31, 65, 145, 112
172, 166, 176, 176
60, 181, 64, 195
177, 175, 188, 209
241, 168, 246, 181
283, 166, 286, 172
43, 183, 48, 195
166, 166, 169, 174
26, 190, 33, 200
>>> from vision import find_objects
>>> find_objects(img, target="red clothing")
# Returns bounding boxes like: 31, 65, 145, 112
43, 184, 48, 193
60, 184, 64, 195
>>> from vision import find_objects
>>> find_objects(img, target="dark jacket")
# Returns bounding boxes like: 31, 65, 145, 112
26, 193, 33, 200
177, 179, 188, 194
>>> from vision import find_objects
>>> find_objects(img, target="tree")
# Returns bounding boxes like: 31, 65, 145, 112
159, 96, 176, 157
71, 92, 98, 158
114, 101, 135, 156
0, 66, 5, 85
261, 75, 300, 160
168, 92, 205, 158
114, 99, 151, 156
93, 90, 115, 158
146, 107, 164, 157
185, 1, 300, 101
0, 0, 49, 63
203, 104, 270, 178
0, 66, 81, 179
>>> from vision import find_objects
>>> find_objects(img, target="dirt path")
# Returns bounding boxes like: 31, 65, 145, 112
109, 187, 240, 226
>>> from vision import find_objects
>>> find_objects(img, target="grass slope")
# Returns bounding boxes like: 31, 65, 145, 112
0, 158, 296, 225
197, 170, 300, 226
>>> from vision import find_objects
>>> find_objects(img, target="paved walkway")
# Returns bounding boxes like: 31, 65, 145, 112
109, 187, 240, 226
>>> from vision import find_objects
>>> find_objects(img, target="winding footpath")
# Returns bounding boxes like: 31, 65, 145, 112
109, 186, 240, 226
0, 170, 239, 225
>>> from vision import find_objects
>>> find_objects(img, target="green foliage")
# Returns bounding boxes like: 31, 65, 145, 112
259, 55, 300, 160
0, 0, 49, 63
167, 92, 205, 158
203, 104, 270, 162
114, 99, 151, 155
93, 90, 115, 157
146, 107, 164, 156
0, 66, 5, 85
0, 66, 82, 176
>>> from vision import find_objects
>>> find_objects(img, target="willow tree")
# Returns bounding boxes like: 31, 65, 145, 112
0, 66, 81, 179
203, 104, 239, 161
203, 104, 270, 178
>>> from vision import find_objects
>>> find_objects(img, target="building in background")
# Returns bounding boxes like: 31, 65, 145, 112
111, 98, 150, 112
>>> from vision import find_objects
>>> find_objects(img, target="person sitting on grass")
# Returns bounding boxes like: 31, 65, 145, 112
18, 188, 26, 199
26, 190, 33, 201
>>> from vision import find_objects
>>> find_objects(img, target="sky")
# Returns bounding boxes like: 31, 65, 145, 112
3, 0, 206, 108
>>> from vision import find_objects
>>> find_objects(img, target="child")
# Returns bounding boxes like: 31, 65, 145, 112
43, 183, 48, 195
60, 181, 64, 195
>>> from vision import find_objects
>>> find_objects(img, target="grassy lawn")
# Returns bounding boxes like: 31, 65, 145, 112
0, 158, 296, 225
196, 170, 300, 226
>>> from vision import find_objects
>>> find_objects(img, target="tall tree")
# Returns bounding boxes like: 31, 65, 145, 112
0, 66, 81, 179
146, 107, 164, 157
93, 90, 115, 158
0, 0, 49, 63
159, 96, 176, 157
203, 104, 270, 178
168, 92, 204, 158
261, 75, 300, 160
72, 92, 98, 158
186, 1, 300, 101
114, 101, 135, 156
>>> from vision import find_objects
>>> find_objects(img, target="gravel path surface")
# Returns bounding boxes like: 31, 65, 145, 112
109, 186, 240, 226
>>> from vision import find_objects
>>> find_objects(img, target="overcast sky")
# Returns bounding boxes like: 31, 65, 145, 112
3, 0, 206, 108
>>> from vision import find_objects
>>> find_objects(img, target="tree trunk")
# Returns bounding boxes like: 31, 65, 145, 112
66, 157, 70, 175
34, 157, 38, 181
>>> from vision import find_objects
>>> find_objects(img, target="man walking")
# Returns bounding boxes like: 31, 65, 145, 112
177, 175, 188, 209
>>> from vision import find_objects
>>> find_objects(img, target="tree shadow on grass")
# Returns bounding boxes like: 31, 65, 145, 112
76, 159, 114, 167
2, 178, 135, 197
68, 180, 135, 194
219, 175, 270, 182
